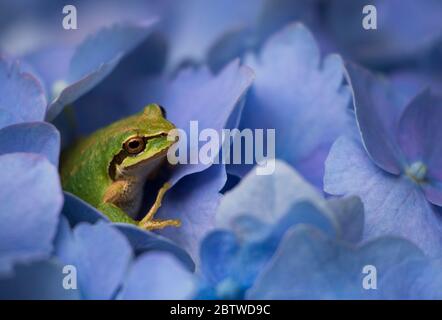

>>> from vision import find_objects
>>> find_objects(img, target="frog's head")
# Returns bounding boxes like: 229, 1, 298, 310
108, 104, 178, 180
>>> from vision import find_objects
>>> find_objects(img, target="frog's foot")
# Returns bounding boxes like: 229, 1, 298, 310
138, 182, 181, 230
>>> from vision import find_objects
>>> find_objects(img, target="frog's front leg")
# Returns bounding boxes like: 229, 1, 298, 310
138, 182, 181, 230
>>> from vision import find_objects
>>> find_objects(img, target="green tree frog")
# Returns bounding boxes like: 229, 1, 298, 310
60, 104, 181, 230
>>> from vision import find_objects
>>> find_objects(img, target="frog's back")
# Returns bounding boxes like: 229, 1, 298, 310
60, 133, 114, 208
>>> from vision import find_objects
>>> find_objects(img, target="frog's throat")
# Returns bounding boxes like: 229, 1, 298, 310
110, 147, 169, 181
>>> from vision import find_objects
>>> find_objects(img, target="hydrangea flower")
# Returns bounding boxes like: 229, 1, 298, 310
195, 160, 441, 299
325, 62, 442, 257
227, 23, 351, 189
1, 1, 442, 300
0, 217, 195, 300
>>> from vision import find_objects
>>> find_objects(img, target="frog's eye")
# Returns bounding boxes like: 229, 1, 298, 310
124, 137, 146, 154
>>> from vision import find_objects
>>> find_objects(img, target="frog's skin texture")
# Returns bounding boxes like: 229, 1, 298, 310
60, 104, 181, 230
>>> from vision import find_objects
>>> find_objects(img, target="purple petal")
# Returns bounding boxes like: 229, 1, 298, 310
128, 59, 254, 185
0, 58, 46, 129
390, 70, 442, 103
327, 0, 442, 64
396, 91, 442, 205
233, 23, 351, 188
119, 252, 195, 300
345, 62, 404, 174
0, 153, 62, 275
218, 160, 329, 229
163, 0, 265, 69
57, 222, 133, 300
0, 122, 60, 167
114, 224, 195, 272
324, 136, 442, 257
46, 20, 157, 121
62, 192, 110, 226
155, 164, 226, 264
24, 46, 74, 97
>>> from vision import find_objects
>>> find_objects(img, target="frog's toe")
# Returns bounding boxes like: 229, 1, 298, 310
138, 218, 181, 231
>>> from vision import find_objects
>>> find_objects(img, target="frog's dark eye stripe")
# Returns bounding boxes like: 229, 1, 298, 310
123, 137, 146, 154
158, 105, 167, 118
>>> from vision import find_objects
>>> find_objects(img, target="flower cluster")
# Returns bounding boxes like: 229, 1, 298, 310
0, 0, 442, 299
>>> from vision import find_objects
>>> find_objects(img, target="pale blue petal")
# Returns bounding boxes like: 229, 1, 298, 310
46, 19, 157, 120
0, 153, 62, 275
0, 58, 46, 129
248, 225, 424, 299
381, 258, 442, 299
156, 164, 226, 264
217, 160, 329, 229
232, 23, 351, 188
56, 222, 133, 300
114, 224, 195, 272
0, 122, 60, 166
62, 192, 110, 226
324, 136, 442, 257
119, 252, 195, 300
200, 230, 239, 285
326, 196, 364, 243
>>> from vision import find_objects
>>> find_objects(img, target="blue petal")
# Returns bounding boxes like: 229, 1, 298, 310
114, 223, 195, 272
155, 163, 226, 264
217, 160, 329, 229
0, 58, 46, 129
381, 258, 442, 299
119, 252, 195, 300
231, 23, 351, 188
53, 215, 76, 264
0, 153, 62, 275
344, 62, 404, 175
56, 222, 133, 299
46, 19, 157, 121
248, 225, 424, 299
200, 230, 240, 285
271, 201, 337, 240
0, 259, 79, 300
326, 196, 364, 243
324, 136, 442, 257
327, 0, 442, 64
396, 91, 442, 205
62, 192, 110, 226
0, 122, 60, 167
